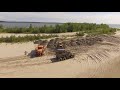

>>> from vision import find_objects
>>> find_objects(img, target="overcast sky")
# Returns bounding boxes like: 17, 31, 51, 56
0, 12, 120, 24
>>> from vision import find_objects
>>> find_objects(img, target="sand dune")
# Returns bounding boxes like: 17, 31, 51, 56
0, 32, 120, 78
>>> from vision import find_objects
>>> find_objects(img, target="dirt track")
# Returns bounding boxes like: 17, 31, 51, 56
1, 32, 120, 78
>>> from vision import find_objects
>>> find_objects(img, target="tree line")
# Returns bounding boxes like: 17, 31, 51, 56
0, 23, 116, 34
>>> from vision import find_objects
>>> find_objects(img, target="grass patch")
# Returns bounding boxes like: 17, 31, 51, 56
0, 34, 58, 43
76, 31, 85, 36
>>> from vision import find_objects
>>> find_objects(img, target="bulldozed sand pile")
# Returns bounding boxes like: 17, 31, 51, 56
0, 34, 120, 78
47, 36, 102, 49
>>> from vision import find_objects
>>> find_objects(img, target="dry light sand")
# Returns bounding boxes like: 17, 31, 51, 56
0, 31, 120, 78
0, 32, 76, 38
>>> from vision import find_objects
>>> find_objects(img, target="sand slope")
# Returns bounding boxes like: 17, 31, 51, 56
0, 32, 120, 78
0, 42, 35, 58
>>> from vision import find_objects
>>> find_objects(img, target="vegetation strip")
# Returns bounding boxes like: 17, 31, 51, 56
0, 23, 116, 34
0, 34, 58, 43
0, 23, 116, 43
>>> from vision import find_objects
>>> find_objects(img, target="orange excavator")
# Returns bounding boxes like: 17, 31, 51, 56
35, 44, 46, 57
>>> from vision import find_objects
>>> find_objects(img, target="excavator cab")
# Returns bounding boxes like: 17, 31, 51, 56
56, 42, 65, 49
35, 45, 46, 56
38, 45, 44, 49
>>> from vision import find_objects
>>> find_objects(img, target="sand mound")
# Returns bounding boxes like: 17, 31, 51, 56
46, 36, 103, 50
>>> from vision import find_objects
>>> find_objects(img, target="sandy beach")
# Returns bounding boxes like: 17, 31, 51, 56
0, 31, 120, 78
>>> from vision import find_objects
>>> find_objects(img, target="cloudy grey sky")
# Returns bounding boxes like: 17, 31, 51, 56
0, 12, 120, 24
